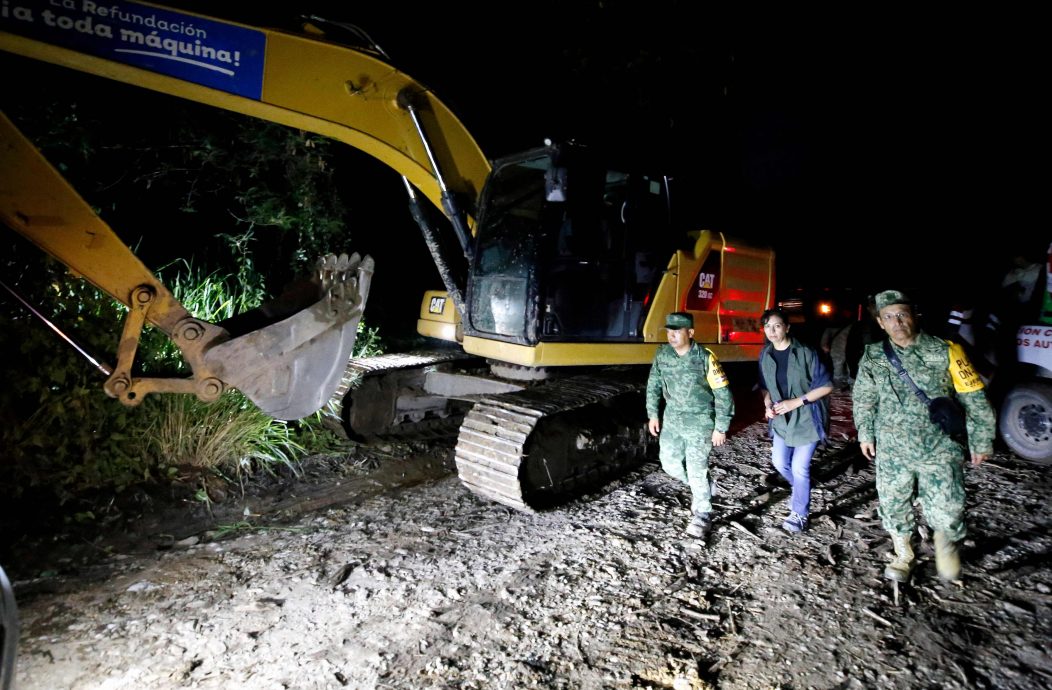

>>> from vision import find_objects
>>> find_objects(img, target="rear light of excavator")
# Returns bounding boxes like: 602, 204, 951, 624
725, 329, 765, 344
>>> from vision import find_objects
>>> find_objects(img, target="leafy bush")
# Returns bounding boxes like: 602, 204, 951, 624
0, 243, 383, 504
0, 249, 158, 500
0, 95, 386, 507
10, 94, 356, 294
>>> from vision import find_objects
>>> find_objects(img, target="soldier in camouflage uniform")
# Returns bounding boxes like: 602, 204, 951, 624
647, 312, 735, 539
853, 290, 996, 582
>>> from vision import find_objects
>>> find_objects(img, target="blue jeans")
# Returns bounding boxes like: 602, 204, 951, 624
771, 435, 818, 517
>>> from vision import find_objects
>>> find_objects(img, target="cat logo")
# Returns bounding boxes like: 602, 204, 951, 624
428, 296, 447, 314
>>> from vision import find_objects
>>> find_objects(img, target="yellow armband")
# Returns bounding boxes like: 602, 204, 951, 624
705, 349, 730, 389
948, 341, 984, 393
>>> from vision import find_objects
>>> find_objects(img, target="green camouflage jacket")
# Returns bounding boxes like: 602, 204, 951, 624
853, 332, 996, 455
646, 342, 734, 432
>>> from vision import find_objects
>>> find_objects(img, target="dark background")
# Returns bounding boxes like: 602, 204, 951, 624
3, 2, 1046, 337
257, 2, 1043, 293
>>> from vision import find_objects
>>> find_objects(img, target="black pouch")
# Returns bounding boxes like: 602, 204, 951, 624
929, 396, 967, 437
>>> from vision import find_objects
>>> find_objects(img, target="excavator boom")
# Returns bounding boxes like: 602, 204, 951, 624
0, 0, 490, 213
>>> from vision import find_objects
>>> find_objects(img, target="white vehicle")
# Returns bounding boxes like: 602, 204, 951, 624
1000, 325, 1052, 463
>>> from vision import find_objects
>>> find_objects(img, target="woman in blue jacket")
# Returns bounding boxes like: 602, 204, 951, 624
758, 308, 834, 533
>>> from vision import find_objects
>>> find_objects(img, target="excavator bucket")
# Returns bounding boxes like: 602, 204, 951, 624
203, 253, 374, 420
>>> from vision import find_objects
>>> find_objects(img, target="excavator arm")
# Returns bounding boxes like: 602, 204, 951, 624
0, 110, 374, 419
0, 0, 490, 418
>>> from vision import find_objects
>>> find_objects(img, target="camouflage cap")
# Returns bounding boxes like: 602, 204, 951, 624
874, 290, 912, 311
664, 312, 694, 329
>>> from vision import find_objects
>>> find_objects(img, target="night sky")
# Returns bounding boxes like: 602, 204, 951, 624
3, 2, 1045, 332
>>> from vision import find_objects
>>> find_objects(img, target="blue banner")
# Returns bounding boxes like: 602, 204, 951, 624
1, 0, 266, 100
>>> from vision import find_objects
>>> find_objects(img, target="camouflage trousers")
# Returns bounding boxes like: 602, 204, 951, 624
658, 414, 714, 515
875, 457, 966, 541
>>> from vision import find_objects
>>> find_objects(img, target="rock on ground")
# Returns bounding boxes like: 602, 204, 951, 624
6, 390, 1052, 689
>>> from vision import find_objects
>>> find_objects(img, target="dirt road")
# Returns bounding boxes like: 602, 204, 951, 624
6, 390, 1052, 689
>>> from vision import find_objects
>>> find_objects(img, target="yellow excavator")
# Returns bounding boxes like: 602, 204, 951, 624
0, 1, 775, 510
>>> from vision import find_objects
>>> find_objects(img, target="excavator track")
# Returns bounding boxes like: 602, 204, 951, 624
455, 371, 655, 511
328, 349, 481, 442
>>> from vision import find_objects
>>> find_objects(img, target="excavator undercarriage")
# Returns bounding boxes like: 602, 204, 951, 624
455, 371, 654, 511
328, 353, 656, 511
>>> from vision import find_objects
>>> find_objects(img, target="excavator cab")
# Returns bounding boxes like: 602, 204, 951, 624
467, 144, 677, 346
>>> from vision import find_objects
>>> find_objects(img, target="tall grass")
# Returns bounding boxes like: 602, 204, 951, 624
148, 391, 303, 477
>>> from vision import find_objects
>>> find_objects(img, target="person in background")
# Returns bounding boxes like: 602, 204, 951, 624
758, 307, 833, 533
853, 290, 996, 583
646, 311, 734, 540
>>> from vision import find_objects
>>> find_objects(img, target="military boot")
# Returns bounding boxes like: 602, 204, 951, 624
934, 532, 961, 581
884, 533, 914, 582
685, 512, 711, 539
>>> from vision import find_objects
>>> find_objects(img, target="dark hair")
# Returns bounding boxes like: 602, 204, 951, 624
761, 307, 789, 327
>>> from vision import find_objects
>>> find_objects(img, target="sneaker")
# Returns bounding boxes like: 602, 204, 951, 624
782, 512, 808, 533
685, 513, 711, 539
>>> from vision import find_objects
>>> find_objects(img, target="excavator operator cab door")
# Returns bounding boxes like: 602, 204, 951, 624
465, 145, 675, 347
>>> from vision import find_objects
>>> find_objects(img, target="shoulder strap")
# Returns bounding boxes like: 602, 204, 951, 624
882, 339, 931, 406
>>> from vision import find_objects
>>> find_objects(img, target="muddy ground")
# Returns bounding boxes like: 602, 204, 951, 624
4, 388, 1051, 689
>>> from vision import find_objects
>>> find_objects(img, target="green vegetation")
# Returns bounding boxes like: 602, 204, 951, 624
0, 96, 386, 511
147, 392, 304, 477
0, 245, 382, 507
